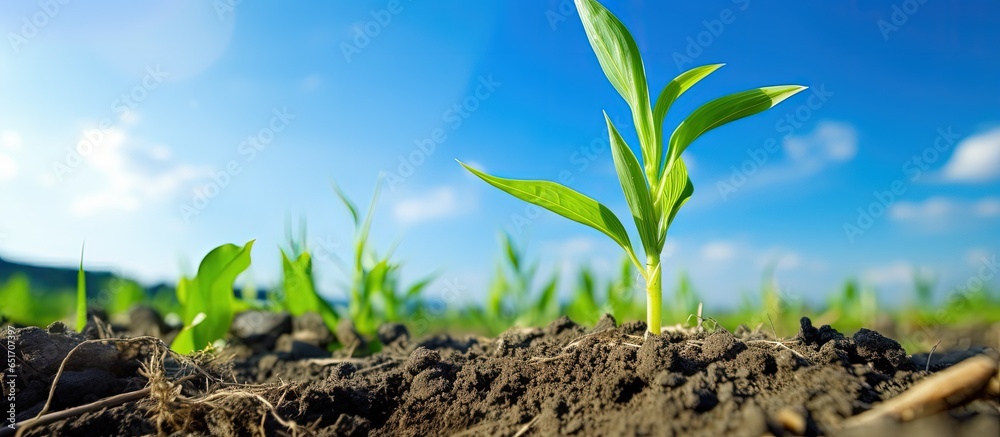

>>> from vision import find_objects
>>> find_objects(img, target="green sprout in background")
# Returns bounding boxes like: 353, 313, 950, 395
277, 218, 340, 336
471, 233, 559, 334
329, 181, 433, 337
459, 0, 806, 333
76, 244, 86, 331
171, 240, 255, 354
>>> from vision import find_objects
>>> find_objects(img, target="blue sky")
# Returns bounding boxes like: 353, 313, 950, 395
1, 0, 998, 310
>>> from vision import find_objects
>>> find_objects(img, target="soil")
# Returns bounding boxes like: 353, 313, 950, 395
2, 314, 998, 436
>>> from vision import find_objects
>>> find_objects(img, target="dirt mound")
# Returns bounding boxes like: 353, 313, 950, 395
4, 316, 998, 436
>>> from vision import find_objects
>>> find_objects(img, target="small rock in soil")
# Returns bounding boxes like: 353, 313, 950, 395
701, 331, 746, 361
336, 319, 367, 352
292, 312, 335, 348
408, 368, 451, 401
854, 328, 913, 373
591, 313, 617, 333
620, 320, 648, 336
230, 310, 292, 351
654, 370, 685, 388
682, 378, 719, 412
796, 317, 845, 346
14, 326, 121, 375
545, 315, 578, 336
404, 347, 440, 376
81, 308, 109, 339
276, 334, 330, 360
124, 305, 169, 338
377, 323, 410, 346
819, 338, 855, 366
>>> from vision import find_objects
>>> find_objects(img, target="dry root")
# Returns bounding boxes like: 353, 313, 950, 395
842, 354, 999, 429
4, 336, 300, 437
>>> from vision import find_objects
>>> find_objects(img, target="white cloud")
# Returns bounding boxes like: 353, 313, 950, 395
701, 241, 736, 262
0, 153, 17, 181
889, 196, 1000, 229
708, 121, 858, 202
546, 236, 596, 255
663, 238, 679, 259
965, 248, 992, 267
973, 197, 1000, 217
0, 130, 22, 181
889, 196, 954, 221
2, 131, 22, 151
392, 186, 465, 225
863, 261, 914, 287
783, 121, 858, 167
941, 128, 1000, 182
67, 124, 204, 218
301, 74, 322, 91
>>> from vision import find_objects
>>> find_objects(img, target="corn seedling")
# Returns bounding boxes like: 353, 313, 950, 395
332, 181, 433, 336
171, 240, 255, 354
273, 219, 340, 335
473, 233, 559, 333
76, 245, 86, 331
566, 266, 601, 325
459, 0, 805, 333
280, 250, 339, 333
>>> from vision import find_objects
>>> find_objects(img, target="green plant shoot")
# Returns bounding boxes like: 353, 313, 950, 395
281, 249, 339, 334
171, 240, 255, 354
459, 0, 805, 334
76, 244, 86, 331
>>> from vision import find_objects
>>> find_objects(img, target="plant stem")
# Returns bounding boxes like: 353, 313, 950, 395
646, 255, 662, 334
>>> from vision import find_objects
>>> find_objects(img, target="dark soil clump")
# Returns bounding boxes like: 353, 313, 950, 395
3, 316, 998, 436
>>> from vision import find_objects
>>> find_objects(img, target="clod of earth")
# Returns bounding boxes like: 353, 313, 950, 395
2, 316, 997, 436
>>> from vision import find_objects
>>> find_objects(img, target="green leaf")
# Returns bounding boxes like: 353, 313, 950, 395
665, 85, 807, 174
605, 112, 657, 257
460, 160, 638, 264
657, 158, 693, 245
574, 0, 657, 177
171, 240, 254, 354
486, 262, 507, 319
535, 274, 559, 317
281, 250, 338, 334
653, 63, 724, 175
405, 275, 434, 300
501, 232, 521, 272
567, 267, 599, 325
76, 244, 86, 331
332, 182, 360, 228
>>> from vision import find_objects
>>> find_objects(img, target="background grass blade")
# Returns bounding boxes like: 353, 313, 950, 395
281, 250, 338, 334
75, 244, 86, 331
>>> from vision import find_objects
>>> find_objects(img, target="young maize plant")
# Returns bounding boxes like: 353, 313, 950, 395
459, 0, 805, 334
